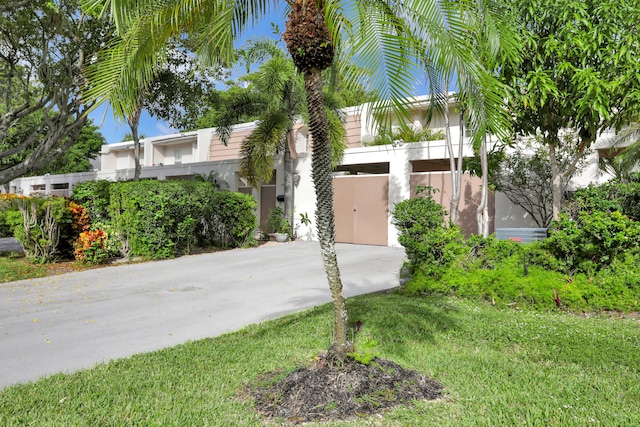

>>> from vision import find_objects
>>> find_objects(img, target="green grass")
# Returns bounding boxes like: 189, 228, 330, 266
0, 252, 48, 282
1, 293, 638, 426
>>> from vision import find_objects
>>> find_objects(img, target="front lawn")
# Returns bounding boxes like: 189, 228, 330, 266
1, 293, 638, 426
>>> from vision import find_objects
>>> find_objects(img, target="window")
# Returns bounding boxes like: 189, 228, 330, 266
174, 149, 182, 165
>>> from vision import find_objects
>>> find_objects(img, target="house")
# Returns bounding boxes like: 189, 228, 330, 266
7, 95, 617, 246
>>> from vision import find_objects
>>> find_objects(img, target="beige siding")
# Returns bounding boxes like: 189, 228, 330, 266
344, 113, 362, 149
209, 129, 252, 161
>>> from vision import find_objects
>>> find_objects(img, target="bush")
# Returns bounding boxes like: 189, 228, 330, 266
74, 229, 109, 265
405, 250, 640, 312
543, 211, 640, 274
11, 196, 70, 263
205, 191, 257, 248
265, 207, 291, 236
400, 226, 640, 312
109, 180, 210, 259
565, 180, 640, 221
0, 194, 25, 237
71, 180, 113, 224
108, 180, 257, 258
392, 186, 464, 277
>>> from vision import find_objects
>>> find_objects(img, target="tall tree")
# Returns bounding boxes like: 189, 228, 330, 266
499, 0, 640, 220
83, 0, 514, 363
215, 53, 308, 230
36, 120, 106, 175
0, 0, 107, 185
215, 47, 348, 232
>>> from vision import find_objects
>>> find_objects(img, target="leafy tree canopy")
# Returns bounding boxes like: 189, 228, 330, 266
499, 0, 640, 218
0, 0, 108, 184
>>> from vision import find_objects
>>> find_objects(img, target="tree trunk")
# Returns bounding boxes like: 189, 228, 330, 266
477, 134, 490, 236
128, 102, 143, 181
549, 142, 563, 221
283, 130, 296, 235
304, 69, 350, 362
443, 79, 460, 225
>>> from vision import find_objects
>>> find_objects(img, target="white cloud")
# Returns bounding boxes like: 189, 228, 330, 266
155, 122, 177, 135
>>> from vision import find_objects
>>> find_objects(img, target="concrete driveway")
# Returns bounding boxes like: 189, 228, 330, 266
0, 241, 405, 390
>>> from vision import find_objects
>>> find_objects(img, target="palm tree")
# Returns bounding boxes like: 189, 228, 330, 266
83, 0, 514, 363
215, 52, 305, 231
215, 48, 346, 234
600, 122, 640, 182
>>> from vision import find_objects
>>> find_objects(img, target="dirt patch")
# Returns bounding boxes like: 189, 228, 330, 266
249, 357, 443, 424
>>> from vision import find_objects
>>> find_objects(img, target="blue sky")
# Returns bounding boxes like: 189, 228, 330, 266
91, 6, 286, 145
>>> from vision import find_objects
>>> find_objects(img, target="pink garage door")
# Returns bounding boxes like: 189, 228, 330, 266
333, 175, 389, 246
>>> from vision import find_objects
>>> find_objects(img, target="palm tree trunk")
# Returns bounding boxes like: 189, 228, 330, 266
304, 69, 350, 362
128, 101, 143, 181
284, 130, 296, 235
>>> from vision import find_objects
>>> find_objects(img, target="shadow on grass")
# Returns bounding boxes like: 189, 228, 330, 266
347, 291, 460, 359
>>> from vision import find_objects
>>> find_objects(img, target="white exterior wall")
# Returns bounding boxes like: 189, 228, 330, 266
9, 172, 98, 197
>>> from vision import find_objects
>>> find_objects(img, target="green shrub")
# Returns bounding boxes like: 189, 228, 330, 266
566, 180, 640, 221
205, 191, 257, 249
71, 180, 113, 224
109, 180, 213, 259
404, 252, 640, 312
0, 194, 23, 237
107, 181, 256, 258
543, 211, 640, 274
11, 196, 70, 263
392, 186, 464, 277
464, 235, 525, 270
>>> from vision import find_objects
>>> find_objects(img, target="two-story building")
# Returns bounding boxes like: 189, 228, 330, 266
7, 95, 615, 246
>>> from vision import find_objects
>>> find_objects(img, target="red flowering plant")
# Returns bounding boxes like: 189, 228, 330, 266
74, 229, 109, 264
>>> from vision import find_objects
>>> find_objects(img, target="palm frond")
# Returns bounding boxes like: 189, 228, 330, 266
239, 108, 290, 187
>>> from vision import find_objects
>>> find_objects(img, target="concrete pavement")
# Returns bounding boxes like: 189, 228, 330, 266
0, 241, 405, 390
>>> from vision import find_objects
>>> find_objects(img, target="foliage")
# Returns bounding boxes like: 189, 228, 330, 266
366, 125, 445, 146
542, 212, 640, 275
266, 207, 291, 236
143, 45, 225, 131
392, 186, 464, 278
29, 120, 106, 176
106, 180, 257, 258
0, 194, 26, 237
70, 180, 113, 224
74, 229, 109, 265
404, 233, 640, 312
493, 133, 587, 227
598, 122, 640, 181
0, 0, 108, 185
347, 336, 379, 365
206, 191, 258, 249
499, 0, 640, 218
193, 171, 229, 191
109, 181, 210, 259
564, 180, 640, 222
11, 197, 70, 263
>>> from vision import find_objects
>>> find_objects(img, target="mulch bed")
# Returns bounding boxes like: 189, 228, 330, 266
249, 357, 443, 424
